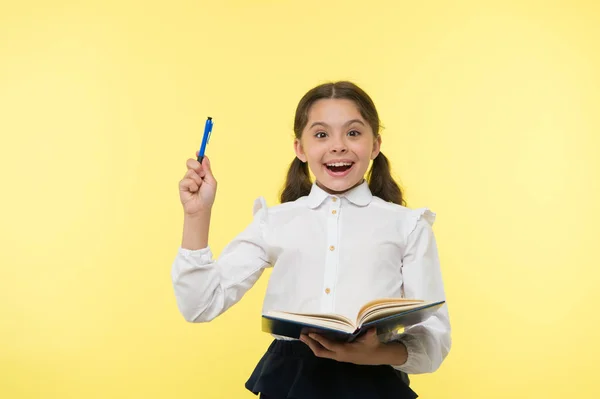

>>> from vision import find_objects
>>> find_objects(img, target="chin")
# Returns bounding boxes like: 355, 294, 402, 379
316, 176, 362, 194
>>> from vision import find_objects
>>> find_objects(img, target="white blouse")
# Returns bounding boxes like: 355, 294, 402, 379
171, 180, 451, 374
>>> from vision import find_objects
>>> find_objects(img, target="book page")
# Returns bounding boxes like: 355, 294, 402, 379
358, 302, 433, 325
356, 298, 425, 324
265, 310, 356, 333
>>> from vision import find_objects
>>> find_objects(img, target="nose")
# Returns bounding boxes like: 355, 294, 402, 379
330, 137, 348, 153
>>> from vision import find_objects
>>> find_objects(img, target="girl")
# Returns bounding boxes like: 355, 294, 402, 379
172, 81, 451, 398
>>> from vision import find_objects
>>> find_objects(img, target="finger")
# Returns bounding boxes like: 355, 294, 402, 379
361, 328, 377, 338
179, 178, 199, 193
300, 334, 333, 359
186, 158, 202, 173
308, 333, 339, 352
355, 327, 377, 343
184, 169, 203, 186
180, 178, 199, 193
363, 328, 379, 343
186, 158, 207, 182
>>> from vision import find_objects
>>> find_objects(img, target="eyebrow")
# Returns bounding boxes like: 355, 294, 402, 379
309, 119, 366, 129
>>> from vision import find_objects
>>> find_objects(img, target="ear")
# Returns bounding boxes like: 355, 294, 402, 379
371, 135, 382, 159
294, 138, 307, 163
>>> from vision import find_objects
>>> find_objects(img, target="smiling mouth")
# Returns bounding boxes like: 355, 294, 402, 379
324, 162, 355, 174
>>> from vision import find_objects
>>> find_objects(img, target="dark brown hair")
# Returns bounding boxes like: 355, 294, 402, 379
279, 81, 405, 206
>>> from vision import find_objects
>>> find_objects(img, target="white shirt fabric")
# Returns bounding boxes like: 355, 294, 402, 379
171, 180, 451, 374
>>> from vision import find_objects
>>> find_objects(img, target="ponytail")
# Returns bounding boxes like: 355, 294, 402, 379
280, 157, 312, 203
367, 152, 405, 206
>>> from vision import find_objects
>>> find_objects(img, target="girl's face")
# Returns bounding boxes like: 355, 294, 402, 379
294, 98, 381, 194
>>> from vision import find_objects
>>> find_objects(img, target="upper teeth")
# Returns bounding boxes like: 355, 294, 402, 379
327, 162, 352, 167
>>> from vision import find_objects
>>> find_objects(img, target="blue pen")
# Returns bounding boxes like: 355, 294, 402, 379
197, 116, 214, 164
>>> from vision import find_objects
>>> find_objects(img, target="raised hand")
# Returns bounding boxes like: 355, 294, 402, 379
179, 152, 217, 216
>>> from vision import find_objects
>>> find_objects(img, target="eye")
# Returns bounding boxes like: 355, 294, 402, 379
347, 130, 361, 137
315, 131, 327, 138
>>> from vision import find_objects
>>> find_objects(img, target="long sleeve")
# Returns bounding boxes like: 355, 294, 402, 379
393, 209, 452, 374
171, 198, 272, 322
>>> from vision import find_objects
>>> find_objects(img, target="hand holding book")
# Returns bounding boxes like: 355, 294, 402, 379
299, 327, 410, 366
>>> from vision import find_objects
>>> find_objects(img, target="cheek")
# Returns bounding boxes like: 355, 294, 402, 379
352, 143, 374, 159
305, 147, 325, 163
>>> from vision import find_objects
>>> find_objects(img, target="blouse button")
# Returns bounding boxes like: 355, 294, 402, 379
331, 210, 337, 215
325, 288, 331, 294
329, 245, 335, 251
332, 197, 337, 202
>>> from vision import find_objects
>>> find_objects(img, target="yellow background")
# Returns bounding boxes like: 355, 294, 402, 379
1, 0, 599, 398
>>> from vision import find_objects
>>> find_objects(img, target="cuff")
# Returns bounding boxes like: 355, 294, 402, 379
179, 246, 213, 263
391, 334, 420, 373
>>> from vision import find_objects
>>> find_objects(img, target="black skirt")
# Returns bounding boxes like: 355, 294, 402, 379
245, 339, 418, 399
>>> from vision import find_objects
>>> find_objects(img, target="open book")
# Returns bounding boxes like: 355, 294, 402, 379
262, 298, 445, 342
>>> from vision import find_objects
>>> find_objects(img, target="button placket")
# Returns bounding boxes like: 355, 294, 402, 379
321, 197, 340, 312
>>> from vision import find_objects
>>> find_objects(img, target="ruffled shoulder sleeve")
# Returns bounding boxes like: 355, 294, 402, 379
252, 196, 270, 231
253, 196, 268, 216
405, 207, 436, 237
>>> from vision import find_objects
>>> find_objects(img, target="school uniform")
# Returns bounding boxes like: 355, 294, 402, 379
172, 180, 451, 398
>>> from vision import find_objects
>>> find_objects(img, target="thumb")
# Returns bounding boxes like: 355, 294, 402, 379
201, 156, 216, 182
361, 328, 378, 342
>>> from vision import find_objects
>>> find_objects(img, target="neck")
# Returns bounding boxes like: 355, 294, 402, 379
315, 179, 365, 195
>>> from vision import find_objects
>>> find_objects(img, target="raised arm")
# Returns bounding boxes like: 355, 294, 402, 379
173, 154, 271, 322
